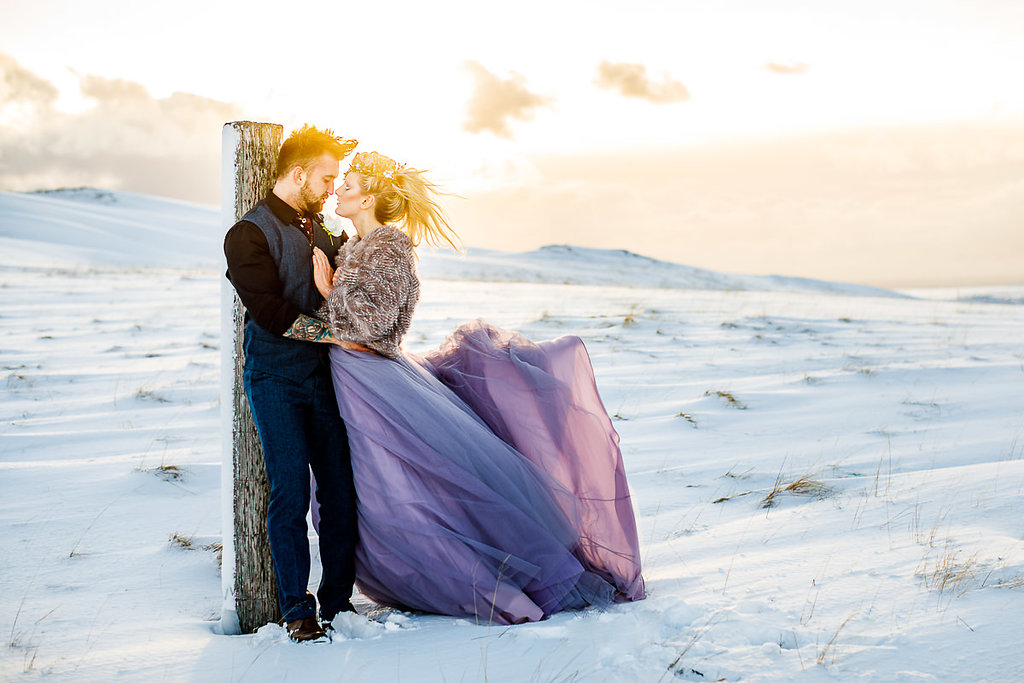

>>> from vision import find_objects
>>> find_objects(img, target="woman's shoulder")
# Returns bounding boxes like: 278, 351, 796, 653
367, 225, 415, 253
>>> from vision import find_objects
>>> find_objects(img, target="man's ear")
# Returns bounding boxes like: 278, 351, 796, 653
290, 165, 305, 186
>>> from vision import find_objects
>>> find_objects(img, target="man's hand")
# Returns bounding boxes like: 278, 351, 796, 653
312, 247, 334, 299
283, 314, 335, 343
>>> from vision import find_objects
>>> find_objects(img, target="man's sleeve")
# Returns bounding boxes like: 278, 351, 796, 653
223, 222, 302, 335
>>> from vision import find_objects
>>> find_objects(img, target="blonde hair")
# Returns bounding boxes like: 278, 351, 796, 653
349, 152, 461, 250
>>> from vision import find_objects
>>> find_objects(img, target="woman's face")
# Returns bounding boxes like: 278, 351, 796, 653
334, 172, 367, 220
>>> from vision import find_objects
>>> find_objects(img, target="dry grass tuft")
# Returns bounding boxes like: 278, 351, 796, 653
916, 542, 981, 597
992, 575, 1024, 589
146, 464, 185, 482
168, 532, 194, 550
135, 387, 171, 403
816, 612, 856, 667
664, 613, 725, 682
622, 305, 642, 327
676, 412, 698, 427
168, 535, 222, 567
203, 542, 224, 569
704, 390, 747, 410
761, 475, 834, 509
712, 491, 754, 504
723, 467, 752, 480
711, 468, 833, 507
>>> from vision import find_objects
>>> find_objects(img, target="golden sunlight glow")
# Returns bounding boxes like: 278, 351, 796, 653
1, 0, 1021, 285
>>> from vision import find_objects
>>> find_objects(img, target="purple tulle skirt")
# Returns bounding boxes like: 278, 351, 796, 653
312, 320, 644, 625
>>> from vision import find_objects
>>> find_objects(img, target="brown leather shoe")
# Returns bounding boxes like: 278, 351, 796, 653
285, 617, 326, 643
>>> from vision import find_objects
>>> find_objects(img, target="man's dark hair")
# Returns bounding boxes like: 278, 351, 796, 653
276, 124, 357, 179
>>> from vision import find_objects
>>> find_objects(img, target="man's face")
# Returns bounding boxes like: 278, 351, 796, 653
297, 152, 341, 214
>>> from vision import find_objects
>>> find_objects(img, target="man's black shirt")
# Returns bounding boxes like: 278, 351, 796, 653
223, 192, 346, 335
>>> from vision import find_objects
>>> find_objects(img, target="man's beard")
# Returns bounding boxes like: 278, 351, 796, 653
298, 183, 325, 214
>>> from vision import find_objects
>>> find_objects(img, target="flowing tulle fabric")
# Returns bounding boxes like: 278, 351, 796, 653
312, 320, 645, 624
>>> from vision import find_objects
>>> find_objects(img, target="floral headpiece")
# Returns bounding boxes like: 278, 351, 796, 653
348, 151, 405, 182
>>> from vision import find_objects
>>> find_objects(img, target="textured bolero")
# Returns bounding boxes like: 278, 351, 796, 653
319, 225, 419, 359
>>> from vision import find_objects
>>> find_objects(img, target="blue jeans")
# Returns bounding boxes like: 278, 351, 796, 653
243, 354, 357, 623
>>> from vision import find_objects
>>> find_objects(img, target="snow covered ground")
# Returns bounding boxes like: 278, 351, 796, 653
1, 190, 1023, 681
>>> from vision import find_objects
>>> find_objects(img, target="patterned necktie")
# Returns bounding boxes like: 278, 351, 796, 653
295, 217, 313, 243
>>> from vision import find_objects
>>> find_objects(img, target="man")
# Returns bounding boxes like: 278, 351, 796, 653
224, 124, 358, 642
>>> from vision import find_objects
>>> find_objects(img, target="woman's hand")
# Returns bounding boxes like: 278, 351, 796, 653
312, 247, 334, 299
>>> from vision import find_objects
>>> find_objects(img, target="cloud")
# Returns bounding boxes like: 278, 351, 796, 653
595, 61, 690, 104
766, 61, 810, 75
445, 121, 1024, 288
463, 61, 552, 138
0, 53, 58, 108
0, 53, 241, 204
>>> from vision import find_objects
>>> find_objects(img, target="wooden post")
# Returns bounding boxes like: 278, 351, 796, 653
220, 121, 283, 635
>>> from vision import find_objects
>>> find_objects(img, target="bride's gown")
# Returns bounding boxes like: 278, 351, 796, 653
310, 227, 644, 625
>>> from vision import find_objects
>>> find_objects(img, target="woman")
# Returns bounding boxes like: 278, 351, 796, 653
310, 151, 644, 625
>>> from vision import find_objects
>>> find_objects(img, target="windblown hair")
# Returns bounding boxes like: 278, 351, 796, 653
276, 124, 357, 179
350, 151, 461, 251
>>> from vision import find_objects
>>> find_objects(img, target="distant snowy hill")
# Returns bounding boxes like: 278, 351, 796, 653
0, 188, 899, 297
0, 188, 223, 269
417, 244, 901, 297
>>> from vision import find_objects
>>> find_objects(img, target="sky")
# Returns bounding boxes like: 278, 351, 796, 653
1, 0, 1022, 287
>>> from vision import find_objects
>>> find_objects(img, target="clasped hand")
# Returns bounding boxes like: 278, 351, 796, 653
312, 247, 342, 299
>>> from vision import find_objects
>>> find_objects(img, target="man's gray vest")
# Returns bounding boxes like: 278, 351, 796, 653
241, 199, 341, 381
